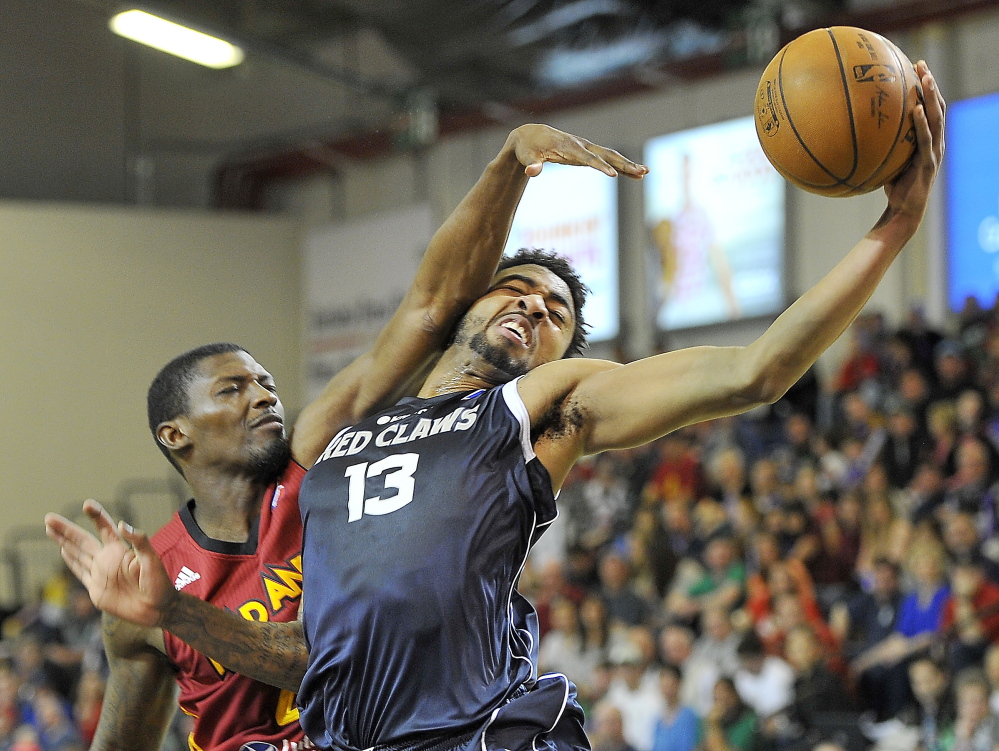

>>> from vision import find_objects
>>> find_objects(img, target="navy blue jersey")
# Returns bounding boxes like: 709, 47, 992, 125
297, 380, 586, 751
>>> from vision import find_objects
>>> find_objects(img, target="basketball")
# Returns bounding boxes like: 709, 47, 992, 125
754, 26, 923, 197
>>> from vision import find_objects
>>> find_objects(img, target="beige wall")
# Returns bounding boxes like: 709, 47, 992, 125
0, 202, 300, 604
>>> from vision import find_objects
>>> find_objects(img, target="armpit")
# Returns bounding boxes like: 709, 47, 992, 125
531, 394, 589, 444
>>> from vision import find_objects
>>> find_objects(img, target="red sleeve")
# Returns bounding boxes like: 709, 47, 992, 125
941, 597, 956, 633
976, 585, 999, 642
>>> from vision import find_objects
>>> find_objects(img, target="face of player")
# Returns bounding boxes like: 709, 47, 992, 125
451, 264, 577, 379
166, 351, 290, 482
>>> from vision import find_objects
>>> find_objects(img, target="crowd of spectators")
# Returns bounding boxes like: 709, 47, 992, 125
7, 300, 999, 751
524, 301, 999, 751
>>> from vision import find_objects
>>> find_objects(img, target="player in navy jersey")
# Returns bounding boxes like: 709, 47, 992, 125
46, 125, 647, 751
47, 61, 945, 751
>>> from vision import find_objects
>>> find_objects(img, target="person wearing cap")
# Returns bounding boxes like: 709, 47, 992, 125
603, 638, 665, 751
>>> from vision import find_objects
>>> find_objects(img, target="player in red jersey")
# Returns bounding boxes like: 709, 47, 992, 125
46, 125, 647, 751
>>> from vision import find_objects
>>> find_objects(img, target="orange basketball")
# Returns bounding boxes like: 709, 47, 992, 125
754, 26, 923, 197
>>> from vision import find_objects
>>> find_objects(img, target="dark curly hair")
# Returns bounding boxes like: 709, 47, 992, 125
496, 248, 590, 357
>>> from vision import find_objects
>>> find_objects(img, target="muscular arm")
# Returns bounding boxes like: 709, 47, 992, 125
47, 502, 310, 692
528, 62, 945, 483
91, 615, 178, 751
160, 593, 306, 692
292, 125, 646, 467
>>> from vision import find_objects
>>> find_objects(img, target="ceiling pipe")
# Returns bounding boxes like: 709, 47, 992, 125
215, 0, 999, 210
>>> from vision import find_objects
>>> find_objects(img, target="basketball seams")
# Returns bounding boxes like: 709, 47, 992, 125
826, 28, 860, 182
775, 36, 858, 189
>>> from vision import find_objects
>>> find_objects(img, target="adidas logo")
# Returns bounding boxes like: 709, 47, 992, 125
174, 566, 201, 591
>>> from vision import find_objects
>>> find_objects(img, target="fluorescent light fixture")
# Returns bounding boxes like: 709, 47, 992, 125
109, 9, 244, 69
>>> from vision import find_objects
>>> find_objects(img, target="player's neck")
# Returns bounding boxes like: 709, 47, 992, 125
417, 347, 515, 398
185, 469, 267, 542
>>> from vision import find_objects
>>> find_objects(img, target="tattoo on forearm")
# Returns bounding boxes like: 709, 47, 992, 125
93, 619, 176, 751
163, 595, 307, 692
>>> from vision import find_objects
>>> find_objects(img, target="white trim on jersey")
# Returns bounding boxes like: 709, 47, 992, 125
501, 379, 535, 462
508, 505, 538, 683
530, 674, 571, 751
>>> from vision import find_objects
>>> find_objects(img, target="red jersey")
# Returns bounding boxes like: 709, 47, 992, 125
150, 462, 311, 751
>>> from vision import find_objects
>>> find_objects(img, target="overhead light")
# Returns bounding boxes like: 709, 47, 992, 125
109, 9, 245, 69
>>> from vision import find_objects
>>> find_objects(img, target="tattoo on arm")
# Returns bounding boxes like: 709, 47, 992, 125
162, 593, 307, 693
91, 616, 178, 751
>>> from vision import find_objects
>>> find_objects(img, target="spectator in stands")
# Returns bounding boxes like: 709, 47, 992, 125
599, 551, 653, 628
72, 670, 103, 747
772, 413, 818, 485
985, 643, 999, 716
761, 592, 839, 668
894, 657, 954, 751
604, 639, 665, 751
540, 597, 600, 693
532, 559, 585, 636
709, 449, 752, 532
700, 678, 758, 751
683, 607, 741, 716
811, 491, 862, 604
658, 625, 700, 712
645, 434, 704, 507
938, 668, 999, 751
782, 626, 853, 736
944, 438, 999, 522
591, 703, 638, 751
927, 401, 960, 477
896, 306, 943, 377
833, 327, 880, 395
943, 512, 999, 584
745, 531, 816, 628
667, 536, 745, 623
880, 397, 927, 491
934, 340, 975, 403
583, 455, 633, 549
941, 555, 999, 672
906, 461, 948, 524
31, 688, 82, 751
895, 367, 933, 428
12, 634, 68, 702
629, 508, 678, 601
852, 543, 950, 675
733, 631, 793, 721
855, 493, 908, 589
749, 458, 785, 516
651, 664, 700, 751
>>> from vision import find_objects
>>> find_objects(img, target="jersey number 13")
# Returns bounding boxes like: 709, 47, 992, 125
344, 453, 419, 522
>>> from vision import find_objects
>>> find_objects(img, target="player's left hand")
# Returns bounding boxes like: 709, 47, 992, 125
883, 60, 946, 226
45, 500, 174, 628
505, 124, 649, 179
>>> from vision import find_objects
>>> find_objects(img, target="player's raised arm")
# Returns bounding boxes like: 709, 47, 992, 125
529, 62, 944, 478
46, 502, 309, 692
291, 124, 647, 467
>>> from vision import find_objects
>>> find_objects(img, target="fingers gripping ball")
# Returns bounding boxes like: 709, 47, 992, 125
755, 26, 923, 197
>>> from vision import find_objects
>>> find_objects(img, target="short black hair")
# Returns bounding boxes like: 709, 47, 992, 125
736, 630, 766, 658
497, 248, 589, 357
147, 343, 247, 472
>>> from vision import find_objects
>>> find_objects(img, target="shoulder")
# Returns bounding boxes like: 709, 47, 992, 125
515, 358, 620, 440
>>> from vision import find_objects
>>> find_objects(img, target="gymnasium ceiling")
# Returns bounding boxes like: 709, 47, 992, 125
3, 0, 994, 207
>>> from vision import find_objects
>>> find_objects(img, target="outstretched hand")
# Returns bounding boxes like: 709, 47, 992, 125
44, 500, 173, 628
883, 60, 946, 226
507, 124, 648, 179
